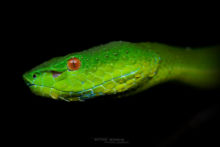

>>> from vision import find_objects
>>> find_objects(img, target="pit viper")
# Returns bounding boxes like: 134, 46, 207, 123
23, 41, 220, 101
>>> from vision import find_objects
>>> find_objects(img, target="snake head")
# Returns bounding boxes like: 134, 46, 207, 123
23, 41, 160, 102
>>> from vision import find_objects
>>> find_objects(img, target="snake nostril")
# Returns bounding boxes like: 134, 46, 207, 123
33, 74, 37, 78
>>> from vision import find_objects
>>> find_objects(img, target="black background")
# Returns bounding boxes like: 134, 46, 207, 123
5, 4, 220, 146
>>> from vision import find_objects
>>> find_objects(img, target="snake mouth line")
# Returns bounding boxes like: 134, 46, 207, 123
28, 68, 140, 93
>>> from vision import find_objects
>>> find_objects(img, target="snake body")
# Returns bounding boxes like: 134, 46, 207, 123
23, 41, 220, 101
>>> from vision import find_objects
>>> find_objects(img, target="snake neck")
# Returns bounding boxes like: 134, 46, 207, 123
137, 42, 220, 89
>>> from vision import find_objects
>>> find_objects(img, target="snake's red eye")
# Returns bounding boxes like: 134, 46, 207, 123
67, 57, 81, 71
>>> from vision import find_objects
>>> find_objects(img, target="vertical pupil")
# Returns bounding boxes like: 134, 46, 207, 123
71, 59, 76, 68
33, 74, 36, 78
72, 60, 76, 67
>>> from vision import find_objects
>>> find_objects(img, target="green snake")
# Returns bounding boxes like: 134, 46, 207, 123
23, 41, 220, 102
